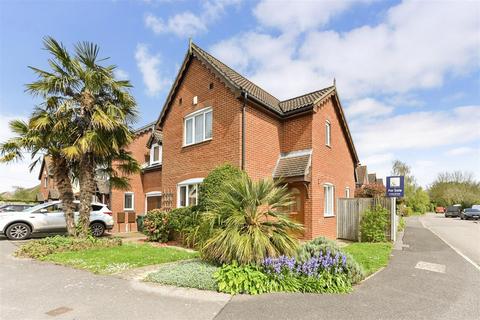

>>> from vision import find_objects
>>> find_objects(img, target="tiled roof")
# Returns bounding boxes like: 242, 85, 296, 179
146, 129, 163, 148
279, 87, 335, 112
368, 173, 377, 184
192, 43, 336, 115
48, 188, 59, 200
273, 150, 312, 179
134, 122, 155, 135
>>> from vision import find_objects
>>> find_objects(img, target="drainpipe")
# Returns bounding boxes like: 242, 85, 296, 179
241, 91, 248, 171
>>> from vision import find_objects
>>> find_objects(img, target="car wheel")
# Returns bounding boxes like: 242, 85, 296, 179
5, 223, 31, 240
90, 222, 105, 237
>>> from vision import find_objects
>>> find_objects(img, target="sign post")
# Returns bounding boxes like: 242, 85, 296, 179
386, 176, 405, 242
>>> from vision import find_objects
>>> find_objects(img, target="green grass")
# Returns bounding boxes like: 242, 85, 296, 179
343, 242, 392, 276
43, 243, 199, 274
145, 260, 219, 291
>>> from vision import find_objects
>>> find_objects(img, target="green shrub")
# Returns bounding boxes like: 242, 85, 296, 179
168, 206, 212, 248
214, 262, 275, 295
145, 260, 218, 291
297, 237, 364, 284
198, 163, 242, 211
15, 235, 122, 259
201, 174, 302, 265
143, 209, 170, 242
360, 205, 389, 242
397, 216, 406, 232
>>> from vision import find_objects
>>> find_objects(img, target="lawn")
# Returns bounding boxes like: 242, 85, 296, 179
43, 243, 199, 274
344, 242, 392, 276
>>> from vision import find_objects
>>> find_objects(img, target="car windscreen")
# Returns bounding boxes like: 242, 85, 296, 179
465, 209, 480, 213
23, 203, 50, 212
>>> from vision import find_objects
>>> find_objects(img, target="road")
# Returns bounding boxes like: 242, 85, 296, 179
420, 212, 480, 267
0, 216, 479, 320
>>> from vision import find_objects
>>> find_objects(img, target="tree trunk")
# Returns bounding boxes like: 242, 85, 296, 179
78, 153, 96, 238
51, 155, 76, 237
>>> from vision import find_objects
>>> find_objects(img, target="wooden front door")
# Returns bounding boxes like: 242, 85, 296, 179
289, 187, 304, 225
146, 195, 162, 212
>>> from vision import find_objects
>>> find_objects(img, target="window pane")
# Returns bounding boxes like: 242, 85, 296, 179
179, 186, 187, 207
205, 111, 212, 139
185, 118, 193, 145
124, 194, 132, 209
188, 184, 198, 206
195, 114, 204, 143
153, 146, 159, 162
326, 122, 331, 146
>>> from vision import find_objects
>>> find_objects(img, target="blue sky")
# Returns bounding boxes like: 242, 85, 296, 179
0, 0, 479, 191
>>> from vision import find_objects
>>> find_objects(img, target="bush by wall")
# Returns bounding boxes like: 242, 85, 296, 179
360, 205, 389, 242
15, 235, 122, 259
143, 209, 170, 242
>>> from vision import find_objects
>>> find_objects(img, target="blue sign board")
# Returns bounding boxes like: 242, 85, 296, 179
386, 176, 404, 197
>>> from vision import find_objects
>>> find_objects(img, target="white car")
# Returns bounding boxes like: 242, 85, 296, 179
0, 200, 114, 240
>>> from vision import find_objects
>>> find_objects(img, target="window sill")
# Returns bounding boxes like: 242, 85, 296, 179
324, 214, 335, 218
182, 138, 212, 148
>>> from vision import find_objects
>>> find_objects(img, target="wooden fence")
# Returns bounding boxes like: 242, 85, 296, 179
337, 197, 394, 241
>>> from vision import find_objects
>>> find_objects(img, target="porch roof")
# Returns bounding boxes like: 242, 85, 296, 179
273, 149, 312, 180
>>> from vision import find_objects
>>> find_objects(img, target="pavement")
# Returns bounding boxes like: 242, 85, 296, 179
0, 216, 479, 320
419, 212, 480, 267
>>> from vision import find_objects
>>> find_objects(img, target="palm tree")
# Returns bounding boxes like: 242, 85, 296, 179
16, 36, 139, 237
201, 174, 303, 265
1, 106, 78, 236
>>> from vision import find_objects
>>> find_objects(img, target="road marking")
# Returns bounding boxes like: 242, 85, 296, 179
420, 217, 480, 272
415, 261, 446, 273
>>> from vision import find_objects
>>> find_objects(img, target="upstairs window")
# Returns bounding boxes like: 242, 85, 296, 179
44, 176, 48, 188
150, 143, 162, 165
184, 108, 212, 146
325, 120, 331, 147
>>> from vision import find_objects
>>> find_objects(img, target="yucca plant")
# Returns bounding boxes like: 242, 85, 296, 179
201, 174, 303, 265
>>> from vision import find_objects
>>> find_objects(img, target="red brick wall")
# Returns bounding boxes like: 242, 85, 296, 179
281, 114, 312, 153
142, 169, 163, 194
110, 130, 153, 232
245, 105, 282, 181
310, 97, 357, 239
160, 58, 242, 205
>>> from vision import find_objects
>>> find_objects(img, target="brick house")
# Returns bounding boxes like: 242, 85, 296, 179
110, 42, 360, 239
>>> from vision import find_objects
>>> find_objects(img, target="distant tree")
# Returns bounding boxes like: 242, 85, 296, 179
429, 171, 480, 207
391, 160, 430, 214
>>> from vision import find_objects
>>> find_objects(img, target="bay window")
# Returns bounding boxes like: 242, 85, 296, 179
184, 107, 212, 146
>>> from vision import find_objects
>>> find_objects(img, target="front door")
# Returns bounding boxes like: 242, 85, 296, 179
289, 187, 304, 225
146, 195, 162, 212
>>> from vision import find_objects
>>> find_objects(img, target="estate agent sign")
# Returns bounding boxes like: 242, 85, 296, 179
386, 176, 404, 197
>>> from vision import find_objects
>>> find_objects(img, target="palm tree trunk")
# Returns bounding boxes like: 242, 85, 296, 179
78, 153, 95, 238
52, 155, 76, 236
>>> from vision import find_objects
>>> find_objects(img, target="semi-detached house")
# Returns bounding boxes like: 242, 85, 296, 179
110, 42, 361, 239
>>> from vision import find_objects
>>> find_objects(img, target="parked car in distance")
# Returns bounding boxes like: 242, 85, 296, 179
445, 205, 462, 218
435, 206, 445, 214
472, 205, 480, 210
0, 200, 113, 240
460, 208, 480, 220
0, 204, 34, 212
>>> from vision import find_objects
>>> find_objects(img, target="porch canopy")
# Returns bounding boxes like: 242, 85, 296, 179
273, 149, 312, 182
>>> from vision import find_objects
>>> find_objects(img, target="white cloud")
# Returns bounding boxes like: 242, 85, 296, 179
352, 105, 480, 155
345, 98, 393, 118
145, 0, 241, 38
254, 0, 370, 33
446, 146, 476, 156
134, 44, 170, 96
211, 0, 480, 100
0, 114, 39, 192
114, 68, 129, 80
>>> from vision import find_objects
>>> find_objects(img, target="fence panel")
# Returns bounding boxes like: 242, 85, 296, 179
337, 197, 393, 241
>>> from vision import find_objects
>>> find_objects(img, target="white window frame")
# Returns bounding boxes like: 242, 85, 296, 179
177, 178, 203, 208
183, 107, 213, 147
124, 192, 134, 211
44, 176, 48, 188
150, 143, 162, 165
345, 187, 350, 198
324, 183, 335, 217
325, 120, 331, 147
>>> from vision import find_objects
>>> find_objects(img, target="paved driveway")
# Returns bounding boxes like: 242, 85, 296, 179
420, 212, 480, 267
